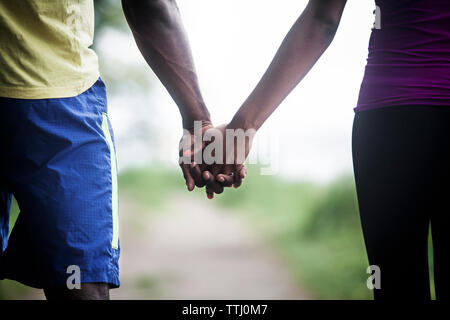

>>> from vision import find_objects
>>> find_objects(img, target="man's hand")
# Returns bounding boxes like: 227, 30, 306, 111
122, 0, 213, 190
190, 123, 254, 199
179, 122, 212, 191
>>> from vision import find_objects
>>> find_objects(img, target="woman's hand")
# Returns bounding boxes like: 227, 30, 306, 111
200, 123, 255, 199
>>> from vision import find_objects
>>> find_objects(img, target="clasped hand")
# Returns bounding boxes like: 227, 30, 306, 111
179, 123, 254, 199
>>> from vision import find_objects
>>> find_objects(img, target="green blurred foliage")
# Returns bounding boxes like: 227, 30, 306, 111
94, 0, 155, 96
303, 179, 361, 237
0, 199, 34, 299
214, 167, 371, 299
94, 0, 128, 39
8, 198, 19, 236
0, 280, 32, 300
118, 166, 187, 208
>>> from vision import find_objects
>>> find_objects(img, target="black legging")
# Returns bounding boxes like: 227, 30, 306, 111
352, 105, 450, 300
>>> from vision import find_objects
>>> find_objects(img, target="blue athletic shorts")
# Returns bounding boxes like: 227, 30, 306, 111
0, 78, 120, 289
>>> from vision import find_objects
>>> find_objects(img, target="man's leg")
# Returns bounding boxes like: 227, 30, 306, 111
0, 79, 120, 297
44, 283, 110, 300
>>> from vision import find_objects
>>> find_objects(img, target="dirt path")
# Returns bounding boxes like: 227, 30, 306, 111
24, 193, 309, 299
110, 193, 309, 300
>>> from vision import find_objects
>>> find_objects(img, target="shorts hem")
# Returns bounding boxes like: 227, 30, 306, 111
0, 269, 120, 290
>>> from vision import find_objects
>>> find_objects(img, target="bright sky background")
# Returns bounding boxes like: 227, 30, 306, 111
102, 0, 375, 183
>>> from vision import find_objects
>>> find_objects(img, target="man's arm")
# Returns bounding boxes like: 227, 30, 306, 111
121, 0, 211, 190
122, 0, 210, 131
229, 0, 347, 131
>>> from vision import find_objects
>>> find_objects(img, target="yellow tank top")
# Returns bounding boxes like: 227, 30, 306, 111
0, 0, 99, 99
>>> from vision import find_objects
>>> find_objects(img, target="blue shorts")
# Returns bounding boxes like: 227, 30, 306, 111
0, 78, 120, 289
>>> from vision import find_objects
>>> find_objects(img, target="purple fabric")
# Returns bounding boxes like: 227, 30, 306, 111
355, 0, 450, 112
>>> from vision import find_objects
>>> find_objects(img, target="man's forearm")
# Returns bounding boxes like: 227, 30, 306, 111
230, 0, 346, 131
122, 0, 210, 131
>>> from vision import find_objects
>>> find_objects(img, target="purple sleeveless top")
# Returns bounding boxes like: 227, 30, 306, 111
355, 0, 450, 112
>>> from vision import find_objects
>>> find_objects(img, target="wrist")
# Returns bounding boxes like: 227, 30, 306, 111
229, 113, 259, 132
181, 102, 212, 132
182, 117, 212, 133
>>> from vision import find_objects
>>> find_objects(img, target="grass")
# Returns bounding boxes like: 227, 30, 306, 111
214, 167, 371, 299
0, 280, 33, 300
118, 165, 187, 208
0, 198, 34, 300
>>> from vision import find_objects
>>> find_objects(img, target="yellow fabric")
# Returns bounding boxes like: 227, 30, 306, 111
0, 0, 99, 99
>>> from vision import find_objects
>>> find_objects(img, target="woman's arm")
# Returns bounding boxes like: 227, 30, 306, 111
229, 0, 347, 131
203, 0, 348, 197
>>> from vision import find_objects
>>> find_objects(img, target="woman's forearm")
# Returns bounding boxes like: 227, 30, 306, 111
230, 0, 347, 131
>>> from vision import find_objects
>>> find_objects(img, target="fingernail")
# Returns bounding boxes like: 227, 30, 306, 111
218, 176, 224, 182
207, 194, 213, 199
